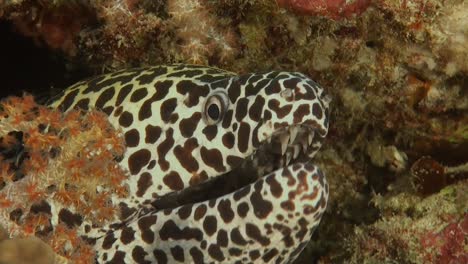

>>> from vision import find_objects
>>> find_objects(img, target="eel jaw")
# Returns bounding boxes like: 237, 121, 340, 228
151, 124, 321, 211
260, 124, 322, 169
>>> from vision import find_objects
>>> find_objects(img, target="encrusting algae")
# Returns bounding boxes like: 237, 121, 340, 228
0, 94, 128, 263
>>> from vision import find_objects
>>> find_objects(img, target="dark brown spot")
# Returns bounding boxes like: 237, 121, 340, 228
58, 208, 82, 228
120, 226, 135, 245
217, 199, 234, 223
171, 246, 184, 262
237, 202, 249, 218
294, 104, 311, 123
153, 249, 168, 264
160, 98, 177, 123
244, 74, 265, 96
176, 80, 209, 107
145, 125, 162, 144
159, 219, 203, 241
265, 81, 281, 95
139, 80, 173, 121
30, 200, 51, 215
157, 128, 174, 171
119, 111, 134, 127
200, 147, 225, 172
248, 96, 265, 122
283, 77, 301, 90
147, 160, 156, 170
102, 106, 114, 115
95, 87, 115, 109
75, 98, 90, 111
138, 215, 157, 244
177, 204, 192, 220
312, 102, 323, 119
227, 79, 241, 103
203, 215, 217, 236
124, 129, 140, 148
222, 132, 235, 149
136, 172, 152, 197
190, 247, 204, 264
163, 171, 184, 190
9, 209, 22, 223
217, 229, 228, 247
221, 110, 233, 129
231, 228, 247, 245
202, 126, 217, 141
246, 223, 270, 246
102, 233, 117, 250
174, 138, 199, 173
281, 200, 295, 211
237, 122, 250, 153
263, 248, 279, 262
128, 149, 151, 175
132, 246, 151, 264
235, 98, 249, 122
153, 80, 172, 101
296, 84, 317, 101
119, 202, 137, 220
179, 112, 201, 137
266, 175, 283, 198
229, 248, 242, 256
251, 122, 262, 147
114, 106, 123, 116
250, 181, 273, 219
58, 89, 79, 111
268, 99, 292, 119
108, 251, 126, 264
208, 244, 225, 261
116, 84, 133, 106
249, 250, 260, 260
130, 88, 148, 102
194, 204, 207, 221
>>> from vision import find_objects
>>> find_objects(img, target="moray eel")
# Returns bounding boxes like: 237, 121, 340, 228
50, 64, 330, 263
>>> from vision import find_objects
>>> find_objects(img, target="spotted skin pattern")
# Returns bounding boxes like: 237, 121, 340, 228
50, 64, 330, 263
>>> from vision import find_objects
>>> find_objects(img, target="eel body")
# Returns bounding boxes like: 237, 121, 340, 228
49, 64, 330, 263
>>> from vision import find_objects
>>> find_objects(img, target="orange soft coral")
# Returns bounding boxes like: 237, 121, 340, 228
0, 94, 128, 262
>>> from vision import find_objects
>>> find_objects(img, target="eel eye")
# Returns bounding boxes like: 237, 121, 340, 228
204, 92, 228, 125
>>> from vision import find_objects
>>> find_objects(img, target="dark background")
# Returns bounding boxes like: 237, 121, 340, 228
0, 20, 86, 103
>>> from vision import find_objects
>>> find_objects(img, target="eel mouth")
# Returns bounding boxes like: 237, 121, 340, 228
151, 125, 319, 210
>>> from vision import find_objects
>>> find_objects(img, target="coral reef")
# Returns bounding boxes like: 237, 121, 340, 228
277, 0, 372, 19
0, 0, 467, 263
0, 95, 127, 263
348, 181, 467, 264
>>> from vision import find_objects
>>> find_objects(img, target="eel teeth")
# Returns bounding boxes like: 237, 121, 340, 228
289, 126, 298, 144
285, 151, 292, 165
308, 133, 314, 145
301, 138, 309, 153
280, 133, 289, 155
293, 145, 300, 159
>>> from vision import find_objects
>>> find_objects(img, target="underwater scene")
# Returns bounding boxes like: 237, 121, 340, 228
0, 1, 466, 263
